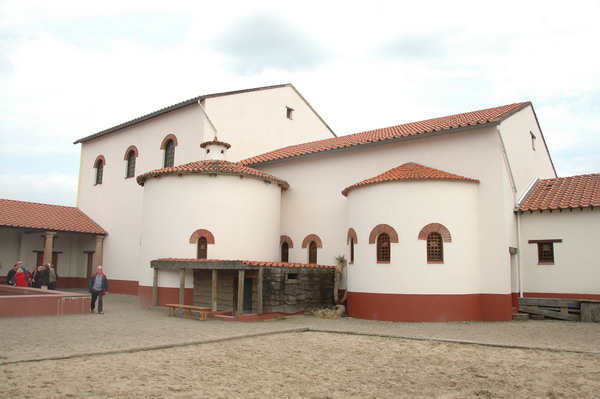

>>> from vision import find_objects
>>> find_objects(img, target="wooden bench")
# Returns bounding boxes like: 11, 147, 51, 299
165, 304, 211, 321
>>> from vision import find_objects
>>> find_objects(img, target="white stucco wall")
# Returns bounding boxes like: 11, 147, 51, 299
346, 180, 479, 294
0, 229, 20, 272
139, 174, 282, 288
76, 86, 333, 284
202, 85, 335, 161
520, 209, 600, 295
259, 125, 515, 294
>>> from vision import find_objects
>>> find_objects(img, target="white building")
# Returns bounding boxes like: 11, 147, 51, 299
1, 83, 598, 321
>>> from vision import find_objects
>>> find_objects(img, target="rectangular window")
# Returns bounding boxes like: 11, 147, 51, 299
285, 272, 300, 284
286, 106, 294, 120
530, 131, 537, 151
529, 239, 562, 264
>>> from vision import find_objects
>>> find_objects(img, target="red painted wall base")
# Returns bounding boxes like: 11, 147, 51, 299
347, 292, 513, 322
138, 285, 194, 307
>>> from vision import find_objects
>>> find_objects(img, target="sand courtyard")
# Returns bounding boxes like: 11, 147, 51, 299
1, 292, 599, 398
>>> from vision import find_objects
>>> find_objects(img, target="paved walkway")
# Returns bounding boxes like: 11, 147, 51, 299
1, 292, 599, 364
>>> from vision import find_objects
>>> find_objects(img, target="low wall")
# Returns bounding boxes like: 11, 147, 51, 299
0, 286, 90, 317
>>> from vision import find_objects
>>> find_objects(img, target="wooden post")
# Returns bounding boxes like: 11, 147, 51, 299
179, 268, 186, 305
257, 268, 264, 314
211, 269, 218, 312
152, 267, 158, 306
237, 269, 245, 315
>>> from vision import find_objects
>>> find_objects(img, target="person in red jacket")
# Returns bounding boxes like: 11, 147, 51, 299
15, 268, 28, 287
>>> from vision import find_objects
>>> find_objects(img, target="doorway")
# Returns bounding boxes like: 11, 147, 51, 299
233, 277, 254, 314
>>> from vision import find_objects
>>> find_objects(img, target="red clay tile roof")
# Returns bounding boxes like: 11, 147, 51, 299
519, 174, 600, 212
342, 162, 479, 196
156, 258, 336, 269
200, 137, 232, 149
0, 198, 107, 234
136, 160, 289, 189
241, 102, 530, 166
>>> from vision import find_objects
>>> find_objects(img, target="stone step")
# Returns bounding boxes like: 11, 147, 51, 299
512, 312, 530, 321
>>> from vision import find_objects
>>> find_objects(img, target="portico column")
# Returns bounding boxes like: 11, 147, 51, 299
211, 269, 218, 311
42, 232, 56, 265
179, 268, 186, 305
93, 235, 105, 267
236, 269, 245, 315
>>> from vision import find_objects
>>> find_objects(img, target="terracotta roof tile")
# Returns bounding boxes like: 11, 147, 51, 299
519, 174, 600, 211
136, 160, 289, 189
157, 258, 336, 269
241, 102, 530, 165
0, 198, 107, 234
342, 162, 479, 196
200, 137, 232, 149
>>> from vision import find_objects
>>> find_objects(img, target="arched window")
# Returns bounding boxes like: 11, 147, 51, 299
308, 241, 317, 264
164, 139, 175, 167
376, 233, 390, 262
197, 237, 208, 259
94, 157, 105, 185
281, 242, 289, 262
126, 150, 136, 178
427, 232, 443, 262
350, 237, 355, 264
347, 228, 358, 264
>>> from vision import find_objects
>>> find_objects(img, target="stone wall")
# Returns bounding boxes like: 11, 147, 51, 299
262, 268, 334, 314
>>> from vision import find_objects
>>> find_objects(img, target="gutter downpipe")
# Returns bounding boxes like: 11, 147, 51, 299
496, 125, 523, 298
197, 99, 219, 136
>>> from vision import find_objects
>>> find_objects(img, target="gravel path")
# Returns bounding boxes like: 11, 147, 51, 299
1, 292, 599, 365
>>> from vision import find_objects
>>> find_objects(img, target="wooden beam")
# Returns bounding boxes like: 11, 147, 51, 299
257, 268, 264, 314
211, 269, 218, 312
152, 267, 158, 306
237, 269, 245, 315
179, 268, 185, 305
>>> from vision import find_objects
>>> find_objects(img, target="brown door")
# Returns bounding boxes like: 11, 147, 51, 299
36, 252, 44, 266
86, 252, 94, 279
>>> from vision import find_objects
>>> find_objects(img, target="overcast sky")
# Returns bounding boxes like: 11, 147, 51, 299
1, 0, 599, 206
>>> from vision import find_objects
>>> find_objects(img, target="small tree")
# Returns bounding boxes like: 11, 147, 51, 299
333, 255, 347, 304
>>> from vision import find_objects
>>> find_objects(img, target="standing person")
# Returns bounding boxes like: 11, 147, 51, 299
15, 268, 28, 287
6, 263, 19, 285
88, 265, 109, 314
37, 265, 49, 290
47, 263, 58, 290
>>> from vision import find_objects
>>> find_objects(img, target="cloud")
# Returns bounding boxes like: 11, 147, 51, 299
379, 35, 446, 60
0, 173, 78, 206
214, 14, 327, 74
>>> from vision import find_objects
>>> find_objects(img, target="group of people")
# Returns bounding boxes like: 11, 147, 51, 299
6, 261, 58, 289
4, 261, 110, 314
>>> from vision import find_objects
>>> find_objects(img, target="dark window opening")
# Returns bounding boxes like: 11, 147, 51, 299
281, 242, 289, 262
427, 232, 443, 262
164, 139, 175, 167
537, 242, 554, 263
377, 233, 390, 262
286, 106, 294, 120
287, 273, 298, 280
350, 237, 355, 264
126, 151, 136, 178
308, 241, 317, 264
197, 237, 208, 259
95, 160, 104, 185
530, 131, 537, 151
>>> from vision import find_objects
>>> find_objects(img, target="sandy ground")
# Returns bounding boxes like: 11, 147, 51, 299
1, 292, 600, 398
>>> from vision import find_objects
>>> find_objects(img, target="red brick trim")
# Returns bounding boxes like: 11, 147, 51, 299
189, 229, 215, 244
301, 234, 323, 248
160, 134, 179, 149
123, 145, 139, 160
280, 235, 294, 249
94, 155, 106, 168
368, 224, 399, 244
418, 223, 452, 242
347, 228, 358, 245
